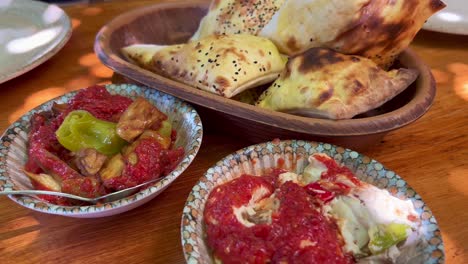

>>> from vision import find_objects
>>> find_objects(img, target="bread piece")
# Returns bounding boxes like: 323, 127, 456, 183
259, 0, 445, 68
122, 34, 287, 98
190, 0, 285, 41
256, 48, 418, 119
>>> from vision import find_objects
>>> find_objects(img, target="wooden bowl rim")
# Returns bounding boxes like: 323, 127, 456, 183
94, 0, 436, 137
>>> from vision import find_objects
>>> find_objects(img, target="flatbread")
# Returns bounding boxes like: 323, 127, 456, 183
259, 0, 445, 68
122, 34, 287, 98
256, 48, 419, 120
190, 0, 285, 41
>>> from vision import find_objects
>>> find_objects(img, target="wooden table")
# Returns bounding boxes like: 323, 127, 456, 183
0, 1, 467, 263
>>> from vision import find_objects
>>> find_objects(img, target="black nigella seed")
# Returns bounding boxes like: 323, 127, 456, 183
197, 59, 201, 62
216, 63, 220, 66
201, 64, 204, 67
205, 52, 208, 56
254, 61, 258, 64
216, 54, 220, 57
198, 50, 202, 53
198, 80, 202, 83
235, 72, 238, 75
208, 59, 213, 63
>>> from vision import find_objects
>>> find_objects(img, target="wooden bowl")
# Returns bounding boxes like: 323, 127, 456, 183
94, 0, 436, 151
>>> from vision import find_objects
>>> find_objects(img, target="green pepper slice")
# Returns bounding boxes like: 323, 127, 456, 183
56, 110, 127, 156
157, 120, 172, 138
368, 223, 411, 254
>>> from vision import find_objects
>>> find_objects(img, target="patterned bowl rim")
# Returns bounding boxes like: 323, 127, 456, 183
180, 139, 444, 264
0, 83, 203, 216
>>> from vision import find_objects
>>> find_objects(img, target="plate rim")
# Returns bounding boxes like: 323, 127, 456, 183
0, 0, 72, 84
423, 1, 468, 35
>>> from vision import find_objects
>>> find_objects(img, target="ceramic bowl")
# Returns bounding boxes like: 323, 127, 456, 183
181, 140, 444, 264
95, 0, 436, 151
0, 83, 203, 218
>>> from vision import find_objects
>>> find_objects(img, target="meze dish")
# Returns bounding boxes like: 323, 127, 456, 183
181, 140, 443, 264
204, 154, 419, 263
122, 0, 445, 120
23, 85, 184, 205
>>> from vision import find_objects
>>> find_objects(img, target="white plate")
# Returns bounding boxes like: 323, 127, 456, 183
423, 0, 468, 35
0, 0, 72, 84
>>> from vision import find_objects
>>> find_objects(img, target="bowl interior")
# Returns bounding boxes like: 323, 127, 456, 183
181, 140, 444, 264
0, 84, 203, 217
95, 1, 435, 137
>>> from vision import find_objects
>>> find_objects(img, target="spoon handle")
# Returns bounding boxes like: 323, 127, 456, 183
0, 176, 167, 203
0, 190, 93, 202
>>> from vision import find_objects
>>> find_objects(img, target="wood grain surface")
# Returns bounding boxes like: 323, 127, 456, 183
0, 1, 467, 263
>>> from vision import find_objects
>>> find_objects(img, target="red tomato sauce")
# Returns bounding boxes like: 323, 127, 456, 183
204, 172, 355, 264
56, 85, 133, 125
313, 155, 361, 186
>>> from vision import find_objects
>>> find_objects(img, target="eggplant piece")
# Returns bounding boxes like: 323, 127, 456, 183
24, 171, 61, 192
74, 148, 108, 176
116, 97, 167, 142
99, 153, 125, 181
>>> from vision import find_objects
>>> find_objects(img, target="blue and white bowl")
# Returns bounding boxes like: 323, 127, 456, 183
181, 140, 444, 264
0, 84, 203, 218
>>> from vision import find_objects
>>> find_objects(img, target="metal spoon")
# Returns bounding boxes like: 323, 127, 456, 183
0, 176, 166, 204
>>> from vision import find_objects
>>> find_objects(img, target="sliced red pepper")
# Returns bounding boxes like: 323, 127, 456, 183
304, 182, 335, 203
